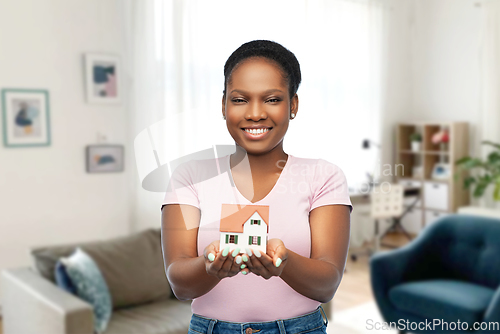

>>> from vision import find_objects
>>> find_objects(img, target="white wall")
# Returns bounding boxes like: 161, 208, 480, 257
377, 0, 487, 167
380, 0, 414, 173
408, 0, 483, 155
0, 0, 134, 299
379, 0, 485, 168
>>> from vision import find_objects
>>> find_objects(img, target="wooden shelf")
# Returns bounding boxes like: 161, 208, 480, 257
396, 122, 470, 232
399, 176, 423, 181
423, 151, 449, 155
399, 150, 449, 155
423, 178, 450, 183
400, 150, 422, 154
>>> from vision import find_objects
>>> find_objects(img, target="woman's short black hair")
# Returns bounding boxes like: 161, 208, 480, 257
223, 40, 301, 98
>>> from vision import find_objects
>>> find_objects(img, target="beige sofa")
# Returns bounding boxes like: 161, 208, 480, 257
1, 229, 192, 334
1, 229, 333, 334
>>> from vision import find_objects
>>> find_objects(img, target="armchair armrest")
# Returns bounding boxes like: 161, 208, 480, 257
370, 218, 441, 291
370, 236, 429, 291
483, 285, 500, 324
1, 267, 93, 334
370, 234, 431, 322
370, 246, 417, 295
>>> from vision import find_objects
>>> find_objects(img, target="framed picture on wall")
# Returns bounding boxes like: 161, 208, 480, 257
86, 145, 124, 173
84, 53, 122, 104
1, 88, 51, 148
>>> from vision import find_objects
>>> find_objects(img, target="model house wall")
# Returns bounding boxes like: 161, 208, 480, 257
219, 204, 269, 254
220, 211, 268, 254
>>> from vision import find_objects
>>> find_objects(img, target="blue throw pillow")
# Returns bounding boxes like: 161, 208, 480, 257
60, 247, 112, 334
54, 261, 77, 295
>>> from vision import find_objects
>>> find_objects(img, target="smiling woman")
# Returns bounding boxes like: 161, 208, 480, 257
161, 40, 352, 334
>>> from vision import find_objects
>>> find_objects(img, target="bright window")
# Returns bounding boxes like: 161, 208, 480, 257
132, 0, 387, 188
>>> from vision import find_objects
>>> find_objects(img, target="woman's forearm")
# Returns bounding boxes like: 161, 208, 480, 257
279, 250, 343, 303
166, 256, 221, 300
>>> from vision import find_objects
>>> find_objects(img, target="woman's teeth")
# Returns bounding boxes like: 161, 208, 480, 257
244, 128, 269, 135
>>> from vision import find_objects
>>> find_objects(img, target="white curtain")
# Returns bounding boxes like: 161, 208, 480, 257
480, 1, 500, 148
478, 0, 500, 208
123, 0, 390, 230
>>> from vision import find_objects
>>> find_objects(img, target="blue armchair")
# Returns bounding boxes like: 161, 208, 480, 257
370, 214, 500, 333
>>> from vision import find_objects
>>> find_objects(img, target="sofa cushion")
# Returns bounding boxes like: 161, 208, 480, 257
31, 229, 171, 309
60, 248, 112, 334
105, 299, 192, 334
389, 279, 494, 325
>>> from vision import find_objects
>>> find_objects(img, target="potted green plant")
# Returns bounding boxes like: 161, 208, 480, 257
410, 133, 422, 152
455, 141, 500, 201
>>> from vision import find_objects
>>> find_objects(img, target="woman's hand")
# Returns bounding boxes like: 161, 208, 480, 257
244, 238, 288, 279
204, 240, 245, 279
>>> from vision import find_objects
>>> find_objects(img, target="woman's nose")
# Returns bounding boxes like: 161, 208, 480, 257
245, 101, 267, 121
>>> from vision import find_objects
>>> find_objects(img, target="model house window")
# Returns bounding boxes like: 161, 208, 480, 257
226, 234, 238, 244
249, 236, 261, 245
250, 219, 261, 225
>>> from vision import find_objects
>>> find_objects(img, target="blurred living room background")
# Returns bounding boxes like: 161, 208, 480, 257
1, 0, 500, 333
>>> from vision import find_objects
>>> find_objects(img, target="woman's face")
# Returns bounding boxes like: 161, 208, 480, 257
222, 57, 298, 156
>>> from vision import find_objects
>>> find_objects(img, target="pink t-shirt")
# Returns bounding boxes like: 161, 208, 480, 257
162, 154, 352, 322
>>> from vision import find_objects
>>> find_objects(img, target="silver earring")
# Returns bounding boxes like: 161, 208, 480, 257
223, 115, 226, 120
290, 113, 295, 119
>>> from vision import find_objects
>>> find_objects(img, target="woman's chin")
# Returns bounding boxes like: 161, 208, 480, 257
234, 142, 284, 157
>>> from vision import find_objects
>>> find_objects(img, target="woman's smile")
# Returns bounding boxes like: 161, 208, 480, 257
241, 126, 272, 140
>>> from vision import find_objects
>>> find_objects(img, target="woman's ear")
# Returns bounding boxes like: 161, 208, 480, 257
222, 94, 226, 120
290, 94, 299, 119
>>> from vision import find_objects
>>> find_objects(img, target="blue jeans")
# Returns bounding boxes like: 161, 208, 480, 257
188, 306, 328, 334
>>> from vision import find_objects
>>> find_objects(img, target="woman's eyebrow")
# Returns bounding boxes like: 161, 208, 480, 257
230, 89, 284, 95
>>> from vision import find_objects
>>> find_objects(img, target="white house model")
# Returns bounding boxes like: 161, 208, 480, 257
219, 204, 269, 254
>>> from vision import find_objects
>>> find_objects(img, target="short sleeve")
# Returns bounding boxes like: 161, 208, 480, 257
161, 162, 200, 211
310, 160, 352, 212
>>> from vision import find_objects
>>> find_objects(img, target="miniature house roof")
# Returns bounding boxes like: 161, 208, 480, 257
220, 204, 269, 233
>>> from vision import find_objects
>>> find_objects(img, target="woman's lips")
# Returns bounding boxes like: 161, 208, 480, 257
241, 128, 272, 140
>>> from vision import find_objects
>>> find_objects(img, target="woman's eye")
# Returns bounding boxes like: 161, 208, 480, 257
232, 98, 246, 103
267, 98, 281, 103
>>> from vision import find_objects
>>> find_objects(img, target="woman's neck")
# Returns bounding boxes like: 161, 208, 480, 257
230, 144, 288, 176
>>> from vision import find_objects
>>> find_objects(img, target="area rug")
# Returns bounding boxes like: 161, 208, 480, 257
327, 302, 398, 334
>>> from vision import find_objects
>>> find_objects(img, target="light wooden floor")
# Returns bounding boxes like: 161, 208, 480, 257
0, 233, 410, 334
333, 232, 411, 312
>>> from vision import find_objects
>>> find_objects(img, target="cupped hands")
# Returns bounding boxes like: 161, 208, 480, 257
204, 238, 288, 279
